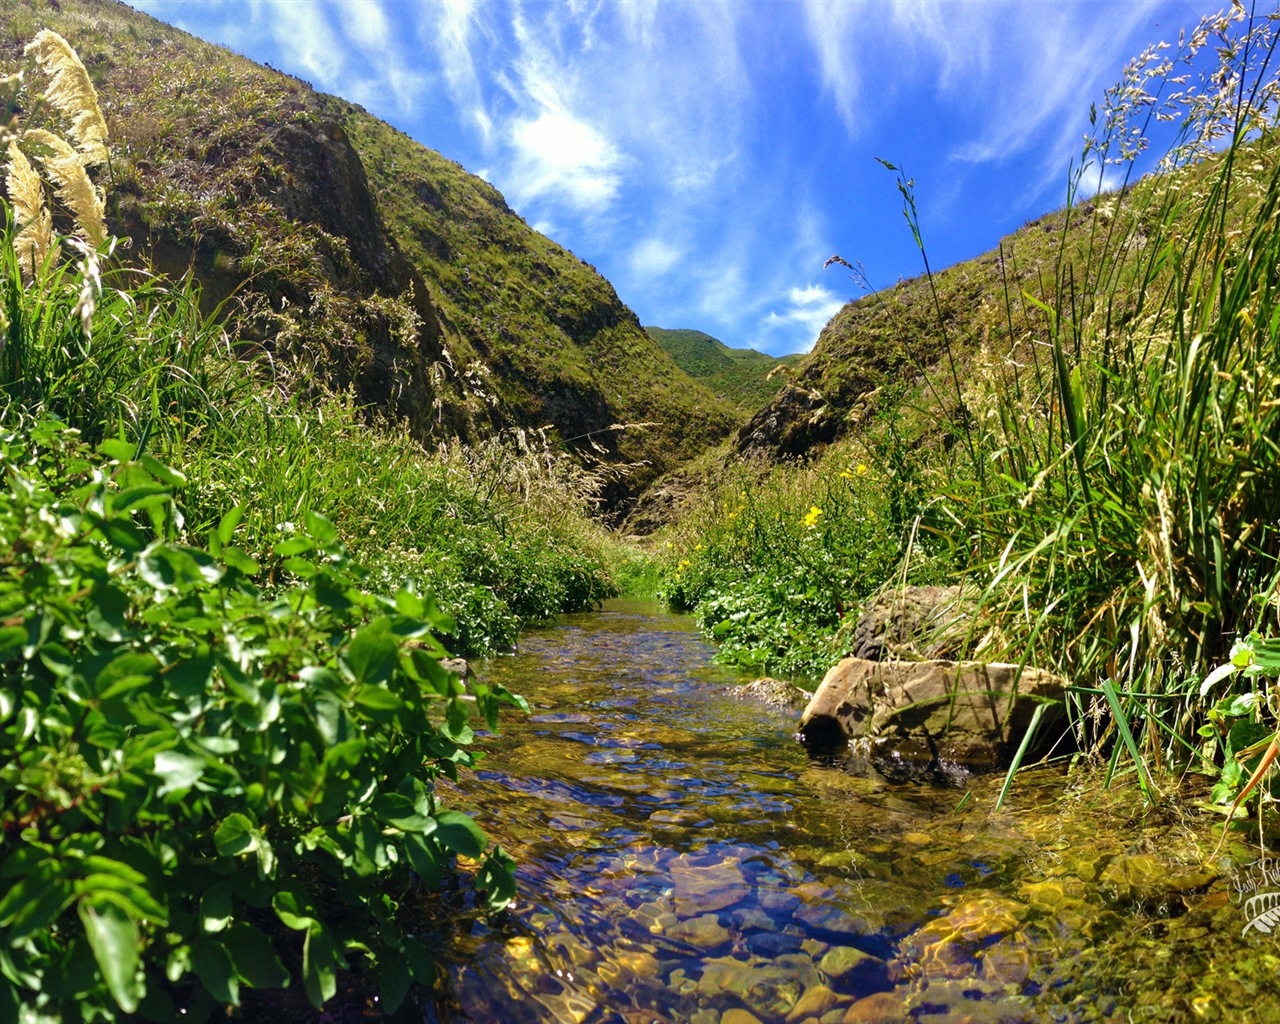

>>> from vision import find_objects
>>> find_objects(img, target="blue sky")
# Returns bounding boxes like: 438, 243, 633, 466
130, 0, 1222, 356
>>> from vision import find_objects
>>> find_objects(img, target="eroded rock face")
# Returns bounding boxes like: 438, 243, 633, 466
797, 657, 1067, 776
736, 384, 835, 461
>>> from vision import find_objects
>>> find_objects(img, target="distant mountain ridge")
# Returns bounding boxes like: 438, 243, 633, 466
645, 327, 802, 413
1, 0, 737, 515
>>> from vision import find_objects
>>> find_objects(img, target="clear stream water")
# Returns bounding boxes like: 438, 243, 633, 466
414, 600, 1279, 1024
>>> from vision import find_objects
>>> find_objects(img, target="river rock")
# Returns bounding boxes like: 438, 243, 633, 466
668, 913, 732, 950
785, 984, 841, 1022
899, 894, 1028, 985
1096, 852, 1218, 907
842, 991, 905, 1024
670, 857, 750, 915
850, 586, 971, 661
797, 657, 1067, 774
734, 677, 812, 712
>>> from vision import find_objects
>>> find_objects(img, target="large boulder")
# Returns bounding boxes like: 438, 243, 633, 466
798, 657, 1067, 777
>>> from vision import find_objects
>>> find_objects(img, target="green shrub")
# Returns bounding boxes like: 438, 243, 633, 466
0, 421, 523, 1020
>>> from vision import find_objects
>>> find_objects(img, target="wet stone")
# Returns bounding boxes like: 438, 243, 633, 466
668, 913, 732, 951
758, 889, 801, 917
720, 1010, 766, 1024
695, 955, 822, 1017
902, 895, 1025, 983
819, 946, 890, 992
671, 858, 750, 915
1097, 853, 1218, 905
732, 906, 776, 932
841, 991, 904, 1024
785, 983, 842, 1022
745, 930, 805, 957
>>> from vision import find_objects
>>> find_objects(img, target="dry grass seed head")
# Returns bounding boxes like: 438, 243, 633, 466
21, 128, 105, 247
5, 142, 55, 276
24, 29, 109, 168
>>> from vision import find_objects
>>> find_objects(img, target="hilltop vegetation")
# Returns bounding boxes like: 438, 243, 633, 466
645, 326, 803, 414
0, 0, 737, 515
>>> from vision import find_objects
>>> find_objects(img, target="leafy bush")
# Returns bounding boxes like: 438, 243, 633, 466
0, 420, 523, 1020
659, 458, 901, 677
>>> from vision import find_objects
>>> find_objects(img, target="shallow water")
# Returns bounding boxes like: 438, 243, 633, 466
420, 600, 1280, 1024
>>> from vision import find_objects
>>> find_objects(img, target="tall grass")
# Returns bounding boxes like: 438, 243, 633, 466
938, 4, 1280, 780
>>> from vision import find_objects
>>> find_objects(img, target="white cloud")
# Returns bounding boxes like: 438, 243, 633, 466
630, 237, 684, 278
508, 106, 624, 211
334, 0, 391, 57
262, 0, 344, 86
763, 283, 845, 347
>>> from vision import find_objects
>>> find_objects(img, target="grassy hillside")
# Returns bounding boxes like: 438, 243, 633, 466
660, 5, 1280, 824
645, 326, 803, 413
0, 0, 736, 515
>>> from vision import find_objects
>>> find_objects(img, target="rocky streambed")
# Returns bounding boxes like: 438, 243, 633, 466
411, 600, 1280, 1024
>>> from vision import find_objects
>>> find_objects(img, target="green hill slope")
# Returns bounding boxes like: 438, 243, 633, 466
0, 0, 735, 514
645, 327, 802, 413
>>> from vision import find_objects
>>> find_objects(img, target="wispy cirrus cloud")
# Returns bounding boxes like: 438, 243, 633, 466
763, 284, 845, 347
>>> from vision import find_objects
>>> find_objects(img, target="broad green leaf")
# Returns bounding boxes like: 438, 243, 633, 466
354, 681, 402, 714
95, 652, 159, 699
394, 589, 425, 618
85, 584, 129, 641
152, 752, 209, 798
224, 923, 290, 989
302, 925, 344, 1008
97, 438, 138, 463
477, 846, 518, 911
345, 619, 398, 684
273, 536, 314, 557
0, 866, 74, 940
0, 626, 27, 661
272, 889, 320, 931
88, 513, 147, 552
378, 955, 412, 1013
217, 505, 245, 546
433, 810, 486, 858
199, 883, 233, 934
401, 834, 441, 889
372, 793, 433, 833
78, 899, 141, 1013
402, 937, 436, 985
140, 454, 186, 487
114, 483, 170, 510
192, 939, 240, 1006
303, 510, 338, 545
213, 813, 257, 857
222, 547, 260, 574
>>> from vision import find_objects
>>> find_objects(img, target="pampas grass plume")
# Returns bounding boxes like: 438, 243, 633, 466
22, 128, 106, 247
24, 29, 109, 168
5, 143, 55, 276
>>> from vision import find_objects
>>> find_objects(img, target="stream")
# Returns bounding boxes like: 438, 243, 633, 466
417, 600, 1280, 1024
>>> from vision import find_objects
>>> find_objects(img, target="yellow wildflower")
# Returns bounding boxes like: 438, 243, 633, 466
802, 506, 823, 528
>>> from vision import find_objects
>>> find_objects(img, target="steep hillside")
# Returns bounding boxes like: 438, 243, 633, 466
0, 0, 735, 513
645, 326, 802, 413
736, 193, 1147, 461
